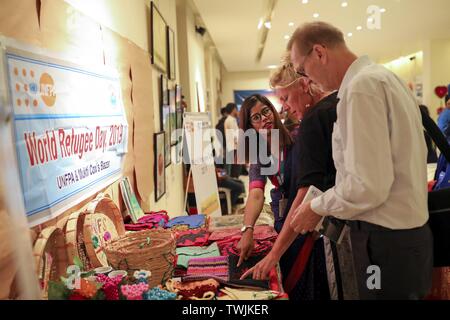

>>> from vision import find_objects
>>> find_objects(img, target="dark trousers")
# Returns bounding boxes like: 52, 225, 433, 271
348, 221, 433, 300
224, 150, 242, 178
218, 177, 245, 206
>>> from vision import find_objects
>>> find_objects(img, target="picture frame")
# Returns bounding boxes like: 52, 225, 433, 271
175, 84, 183, 130
169, 86, 177, 146
151, 2, 167, 74
154, 131, 166, 202
160, 75, 171, 166
167, 26, 176, 80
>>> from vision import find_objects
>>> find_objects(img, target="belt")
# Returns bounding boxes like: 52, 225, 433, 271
346, 220, 393, 232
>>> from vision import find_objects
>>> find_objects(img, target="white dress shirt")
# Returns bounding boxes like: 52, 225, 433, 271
311, 56, 428, 230
224, 115, 239, 152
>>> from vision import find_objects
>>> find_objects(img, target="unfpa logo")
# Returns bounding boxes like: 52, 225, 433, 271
13, 67, 56, 108
39, 72, 56, 107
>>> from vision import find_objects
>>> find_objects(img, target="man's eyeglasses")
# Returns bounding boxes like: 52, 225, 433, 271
250, 106, 273, 124
295, 47, 314, 77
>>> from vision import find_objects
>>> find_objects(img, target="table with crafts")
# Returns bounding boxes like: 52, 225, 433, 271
37, 193, 287, 300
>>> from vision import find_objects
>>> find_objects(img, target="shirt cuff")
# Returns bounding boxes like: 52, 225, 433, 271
310, 196, 329, 217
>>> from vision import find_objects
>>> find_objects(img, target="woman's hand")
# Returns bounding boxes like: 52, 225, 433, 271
237, 231, 254, 267
240, 251, 280, 280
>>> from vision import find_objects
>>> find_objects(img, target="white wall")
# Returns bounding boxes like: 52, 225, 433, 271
221, 70, 271, 105
66, 0, 185, 217
426, 39, 450, 119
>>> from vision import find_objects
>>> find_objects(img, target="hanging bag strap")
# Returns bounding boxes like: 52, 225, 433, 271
420, 107, 450, 162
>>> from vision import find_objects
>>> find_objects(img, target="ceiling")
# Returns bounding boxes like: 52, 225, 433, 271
193, 0, 450, 72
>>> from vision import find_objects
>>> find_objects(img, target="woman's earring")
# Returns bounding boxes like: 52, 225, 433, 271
305, 104, 311, 109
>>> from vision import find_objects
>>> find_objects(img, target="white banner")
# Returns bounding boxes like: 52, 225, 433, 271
183, 112, 221, 217
2, 44, 128, 226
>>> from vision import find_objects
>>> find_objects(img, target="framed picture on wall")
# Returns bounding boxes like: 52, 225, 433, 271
175, 84, 184, 130
154, 131, 166, 202
160, 75, 171, 166
169, 87, 177, 145
151, 2, 167, 74
167, 26, 176, 80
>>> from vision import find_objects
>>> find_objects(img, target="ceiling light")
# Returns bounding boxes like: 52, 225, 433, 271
257, 18, 263, 29
341, 2, 348, 7
302, 0, 309, 4
288, 22, 294, 27
356, 26, 362, 31
313, 13, 320, 18
380, 8, 386, 13
284, 35, 290, 40
268, 65, 277, 69
264, 21, 272, 29
347, 32, 353, 37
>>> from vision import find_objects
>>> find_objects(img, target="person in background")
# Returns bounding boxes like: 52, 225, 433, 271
180, 95, 188, 111
438, 95, 450, 137
224, 103, 242, 178
216, 166, 246, 212
215, 107, 228, 167
419, 105, 438, 163
289, 21, 432, 300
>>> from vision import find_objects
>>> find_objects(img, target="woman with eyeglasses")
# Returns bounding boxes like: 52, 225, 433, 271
239, 54, 346, 301
236, 94, 294, 265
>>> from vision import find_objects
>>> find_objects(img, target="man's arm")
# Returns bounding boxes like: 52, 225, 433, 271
311, 91, 395, 219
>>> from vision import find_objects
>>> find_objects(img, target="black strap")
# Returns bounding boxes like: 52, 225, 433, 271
420, 107, 450, 163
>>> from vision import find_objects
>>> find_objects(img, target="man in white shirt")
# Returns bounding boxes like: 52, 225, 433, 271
224, 103, 242, 178
288, 22, 433, 299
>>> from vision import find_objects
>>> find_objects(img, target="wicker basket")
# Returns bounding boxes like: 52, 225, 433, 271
103, 229, 176, 287
33, 226, 69, 299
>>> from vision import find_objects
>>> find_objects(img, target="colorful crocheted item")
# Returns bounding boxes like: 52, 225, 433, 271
175, 229, 210, 247
218, 239, 274, 257
176, 242, 221, 268
183, 256, 229, 282
125, 211, 169, 231
73, 279, 98, 299
96, 274, 123, 300
168, 279, 220, 299
209, 225, 277, 242
121, 283, 149, 300
143, 287, 177, 300
69, 293, 88, 300
166, 214, 206, 230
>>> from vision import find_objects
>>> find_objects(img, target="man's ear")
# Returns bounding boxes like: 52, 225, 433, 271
313, 44, 328, 65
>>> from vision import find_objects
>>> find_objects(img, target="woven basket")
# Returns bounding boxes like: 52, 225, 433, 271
33, 227, 69, 299
103, 229, 176, 287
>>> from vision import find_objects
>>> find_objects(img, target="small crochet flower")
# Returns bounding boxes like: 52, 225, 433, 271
133, 270, 152, 281
121, 283, 149, 300
69, 293, 87, 300
96, 274, 123, 300
74, 279, 98, 299
143, 287, 177, 300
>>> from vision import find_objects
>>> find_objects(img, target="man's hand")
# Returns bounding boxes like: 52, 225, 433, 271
290, 201, 323, 235
237, 231, 254, 267
240, 251, 279, 280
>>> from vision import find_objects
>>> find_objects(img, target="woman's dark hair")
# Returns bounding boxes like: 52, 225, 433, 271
239, 94, 292, 163
446, 95, 450, 104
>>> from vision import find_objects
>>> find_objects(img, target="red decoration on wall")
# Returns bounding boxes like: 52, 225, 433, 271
435, 86, 448, 99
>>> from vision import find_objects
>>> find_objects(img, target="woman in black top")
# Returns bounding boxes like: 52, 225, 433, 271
241, 58, 339, 300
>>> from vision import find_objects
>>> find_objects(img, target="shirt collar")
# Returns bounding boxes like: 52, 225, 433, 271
337, 55, 373, 99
